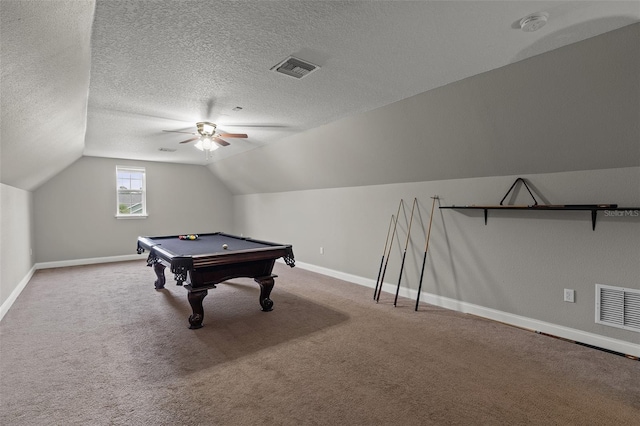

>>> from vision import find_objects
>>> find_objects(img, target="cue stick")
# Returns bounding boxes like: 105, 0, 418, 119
415, 196, 438, 311
373, 214, 396, 300
394, 197, 418, 307
376, 199, 404, 302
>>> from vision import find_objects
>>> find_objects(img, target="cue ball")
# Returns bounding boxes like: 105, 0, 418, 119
222, 244, 228, 249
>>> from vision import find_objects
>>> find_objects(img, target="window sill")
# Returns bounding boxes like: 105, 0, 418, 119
115, 214, 148, 220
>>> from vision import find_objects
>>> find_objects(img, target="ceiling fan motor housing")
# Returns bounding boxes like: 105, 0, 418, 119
196, 121, 217, 136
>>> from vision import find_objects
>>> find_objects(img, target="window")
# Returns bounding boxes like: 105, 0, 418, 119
116, 166, 147, 218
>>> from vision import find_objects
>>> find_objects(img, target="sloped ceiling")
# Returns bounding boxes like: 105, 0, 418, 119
211, 22, 640, 194
1, 0, 94, 190
1, 1, 639, 192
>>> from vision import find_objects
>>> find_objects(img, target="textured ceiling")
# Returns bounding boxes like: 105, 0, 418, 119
1, 0, 95, 190
1, 1, 639, 191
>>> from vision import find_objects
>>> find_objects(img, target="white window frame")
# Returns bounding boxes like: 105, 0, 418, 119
116, 166, 147, 219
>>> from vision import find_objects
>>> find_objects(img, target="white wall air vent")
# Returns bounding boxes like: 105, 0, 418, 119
271, 56, 319, 79
595, 284, 640, 332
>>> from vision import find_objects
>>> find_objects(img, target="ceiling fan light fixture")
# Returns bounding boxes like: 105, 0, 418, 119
202, 137, 214, 151
168, 121, 245, 154
194, 136, 219, 152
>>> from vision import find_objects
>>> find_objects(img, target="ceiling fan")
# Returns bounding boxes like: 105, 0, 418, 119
163, 121, 247, 151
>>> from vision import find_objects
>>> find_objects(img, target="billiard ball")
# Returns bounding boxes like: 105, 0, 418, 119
222, 244, 228, 249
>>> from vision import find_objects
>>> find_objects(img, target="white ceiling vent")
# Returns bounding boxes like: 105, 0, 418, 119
271, 56, 319, 79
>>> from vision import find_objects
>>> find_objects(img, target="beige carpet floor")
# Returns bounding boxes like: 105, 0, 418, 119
1, 260, 638, 425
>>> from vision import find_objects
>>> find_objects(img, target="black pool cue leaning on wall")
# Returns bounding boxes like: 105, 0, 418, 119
394, 198, 418, 307
374, 214, 396, 300
376, 199, 404, 302
415, 196, 438, 311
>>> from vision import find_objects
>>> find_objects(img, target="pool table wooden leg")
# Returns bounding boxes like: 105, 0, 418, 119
255, 275, 277, 312
187, 290, 208, 329
153, 262, 166, 289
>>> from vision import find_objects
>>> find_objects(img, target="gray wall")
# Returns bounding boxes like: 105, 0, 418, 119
209, 23, 639, 194
33, 157, 234, 263
234, 167, 639, 346
225, 24, 640, 350
0, 184, 34, 308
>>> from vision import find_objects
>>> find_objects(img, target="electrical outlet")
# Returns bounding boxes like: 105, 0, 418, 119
564, 289, 575, 303
320, 247, 324, 255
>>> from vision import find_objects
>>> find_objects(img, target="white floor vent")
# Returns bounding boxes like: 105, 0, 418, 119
595, 284, 640, 332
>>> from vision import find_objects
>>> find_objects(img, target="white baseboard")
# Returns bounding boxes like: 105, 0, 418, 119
5, 257, 639, 357
0, 265, 36, 322
291, 261, 375, 288
35, 254, 143, 270
1, 255, 144, 322
294, 261, 640, 358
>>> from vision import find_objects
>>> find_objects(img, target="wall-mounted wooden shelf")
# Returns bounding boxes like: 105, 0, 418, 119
439, 177, 639, 230
439, 204, 638, 230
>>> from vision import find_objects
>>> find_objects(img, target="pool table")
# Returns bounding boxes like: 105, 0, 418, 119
137, 232, 295, 329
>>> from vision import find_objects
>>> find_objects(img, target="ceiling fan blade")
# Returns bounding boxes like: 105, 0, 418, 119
179, 137, 200, 144
213, 137, 230, 146
163, 129, 196, 134
217, 133, 247, 138
219, 124, 288, 128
